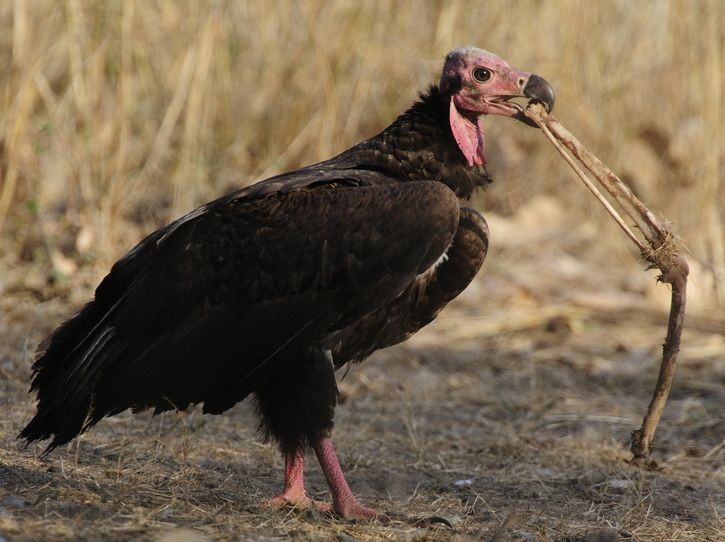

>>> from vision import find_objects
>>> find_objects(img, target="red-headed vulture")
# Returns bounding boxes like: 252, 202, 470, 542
21, 47, 554, 519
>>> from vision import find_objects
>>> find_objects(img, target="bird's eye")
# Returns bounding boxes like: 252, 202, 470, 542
473, 67, 491, 82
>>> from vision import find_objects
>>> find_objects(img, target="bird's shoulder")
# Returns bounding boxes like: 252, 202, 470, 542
96, 169, 460, 317
96, 170, 389, 291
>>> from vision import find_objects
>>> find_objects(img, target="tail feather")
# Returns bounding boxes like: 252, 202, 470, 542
20, 215, 196, 452
19, 298, 126, 451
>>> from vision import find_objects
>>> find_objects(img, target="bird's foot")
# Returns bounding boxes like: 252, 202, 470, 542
333, 497, 387, 522
265, 448, 331, 512
312, 436, 389, 522
264, 488, 332, 512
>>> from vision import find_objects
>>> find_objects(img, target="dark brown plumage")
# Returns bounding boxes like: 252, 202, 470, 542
21, 47, 553, 519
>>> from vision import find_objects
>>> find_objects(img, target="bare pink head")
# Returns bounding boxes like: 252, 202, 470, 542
440, 46, 554, 166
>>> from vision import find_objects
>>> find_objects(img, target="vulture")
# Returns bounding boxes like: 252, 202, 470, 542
21, 46, 554, 519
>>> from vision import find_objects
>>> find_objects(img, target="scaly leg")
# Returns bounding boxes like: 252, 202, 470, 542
313, 437, 383, 520
265, 449, 331, 511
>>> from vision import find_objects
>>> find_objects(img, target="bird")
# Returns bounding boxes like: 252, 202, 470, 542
20, 46, 554, 520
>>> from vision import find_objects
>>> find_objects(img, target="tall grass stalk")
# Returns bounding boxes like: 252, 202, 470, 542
0, 0, 721, 302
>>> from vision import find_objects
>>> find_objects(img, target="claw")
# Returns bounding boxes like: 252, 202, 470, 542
335, 500, 387, 522
264, 492, 332, 512
265, 449, 333, 513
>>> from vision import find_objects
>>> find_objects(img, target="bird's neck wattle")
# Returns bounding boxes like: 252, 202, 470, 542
321, 86, 492, 199
449, 97, 486, 167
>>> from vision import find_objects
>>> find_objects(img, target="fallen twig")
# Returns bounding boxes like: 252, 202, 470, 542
525, 103, 689, 466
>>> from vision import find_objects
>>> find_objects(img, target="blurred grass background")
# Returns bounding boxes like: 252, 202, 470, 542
0, 0, 722, 310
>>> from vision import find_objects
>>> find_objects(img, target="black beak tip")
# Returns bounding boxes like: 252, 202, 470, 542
523, 74, 555, 113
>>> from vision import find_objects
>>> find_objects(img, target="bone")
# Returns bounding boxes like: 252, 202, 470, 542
524, 102, 689, 465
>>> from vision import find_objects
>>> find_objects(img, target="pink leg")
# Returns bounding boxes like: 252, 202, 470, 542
265, 449, 331, 511
313, 437, 384, 520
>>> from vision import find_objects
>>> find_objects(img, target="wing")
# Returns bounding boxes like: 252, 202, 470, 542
22, 172, 460, 449
325, 207, 489, 365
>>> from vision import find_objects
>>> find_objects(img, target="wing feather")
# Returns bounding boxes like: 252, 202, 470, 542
22, 173, 460, 449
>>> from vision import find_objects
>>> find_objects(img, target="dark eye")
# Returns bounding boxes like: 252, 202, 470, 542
473, 67, 491, 82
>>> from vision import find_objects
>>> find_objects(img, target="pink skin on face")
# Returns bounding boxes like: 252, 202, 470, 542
441, 47, 534, 166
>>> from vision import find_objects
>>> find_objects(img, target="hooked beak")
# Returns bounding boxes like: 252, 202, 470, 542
481, 72, 555, 127
523, 74, 555, 112
514, 74, 555, 126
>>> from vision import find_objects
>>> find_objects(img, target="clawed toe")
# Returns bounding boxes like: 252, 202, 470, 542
264, 493, 332, 512
333, 499, 388, 522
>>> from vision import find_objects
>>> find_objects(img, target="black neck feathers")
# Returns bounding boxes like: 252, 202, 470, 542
321, 85, 492, 199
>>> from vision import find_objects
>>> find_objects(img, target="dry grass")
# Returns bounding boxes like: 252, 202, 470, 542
0, 1, 723, 541
0, 1, 723, 299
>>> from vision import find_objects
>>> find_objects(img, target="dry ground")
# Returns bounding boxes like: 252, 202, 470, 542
0, 202, 722, 541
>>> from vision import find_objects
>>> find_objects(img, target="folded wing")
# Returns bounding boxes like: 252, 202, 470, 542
21, 174, 460, 450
